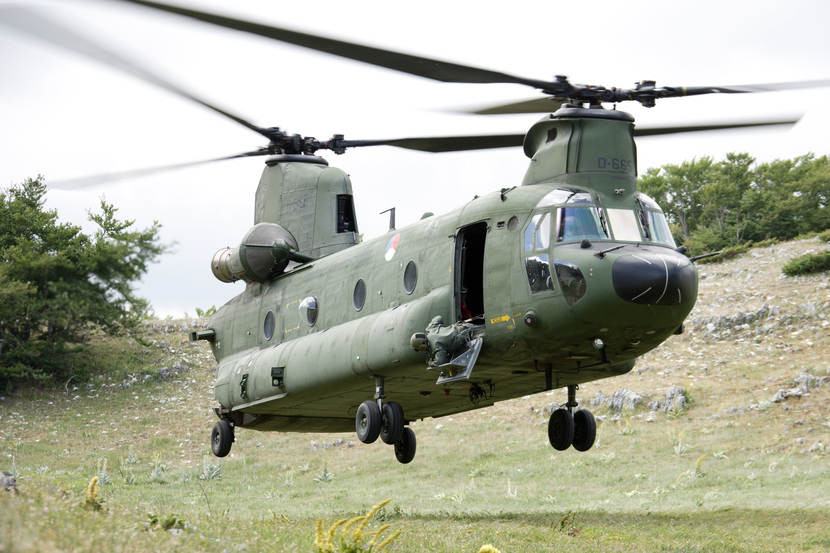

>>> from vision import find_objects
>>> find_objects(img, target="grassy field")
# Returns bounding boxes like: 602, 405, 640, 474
1, 237, 828, 553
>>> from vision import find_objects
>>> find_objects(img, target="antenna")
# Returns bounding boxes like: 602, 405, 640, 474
380, 207, 396, 231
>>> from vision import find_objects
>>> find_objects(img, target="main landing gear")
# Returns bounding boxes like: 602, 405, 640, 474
548, 385, 596, 452
356, 376, 416, 464
211, 418, 234, 457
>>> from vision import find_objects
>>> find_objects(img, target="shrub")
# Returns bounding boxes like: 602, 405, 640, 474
782, 251, 830, 276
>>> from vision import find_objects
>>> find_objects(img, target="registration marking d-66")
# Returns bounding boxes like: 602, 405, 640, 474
597, 157, 633, 171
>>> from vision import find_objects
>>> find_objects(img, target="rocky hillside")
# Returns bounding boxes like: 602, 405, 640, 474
568, 235, 829, 454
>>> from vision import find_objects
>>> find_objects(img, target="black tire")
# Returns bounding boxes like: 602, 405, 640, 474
211, 419, 234, 457
548, 408, 574, 451
380, 401, 405, 445
572, 409, 597, 452
355, 400, 382, 444
394, 427, 417, 464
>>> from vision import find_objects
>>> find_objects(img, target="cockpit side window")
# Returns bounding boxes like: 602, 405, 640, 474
646, 211, 676, 247
636, 193, 677, 247
523, 212, 554, 293
524, 212, 552, 251
524, 214, 541, 251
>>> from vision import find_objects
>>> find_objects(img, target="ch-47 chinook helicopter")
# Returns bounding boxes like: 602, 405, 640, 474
5, 0, 828, 464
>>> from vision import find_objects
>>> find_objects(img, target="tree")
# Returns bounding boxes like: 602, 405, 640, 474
638, 153, 830, 255
0, 176, 165, 385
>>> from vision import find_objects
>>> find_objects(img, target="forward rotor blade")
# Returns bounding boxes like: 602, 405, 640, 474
667, 79, 830, 97
0, 5, 272, 141
341, 134, 525, 153
117, 0, 557, 90
633, 118, 799, 137
48, 149, 270, 189
338, 117, 801, 154
461, 97, 564, 115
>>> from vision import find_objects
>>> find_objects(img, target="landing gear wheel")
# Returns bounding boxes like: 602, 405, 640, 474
380, 401, 405, 445
572, 409, 597, 452
394, 427, 417, 464
548, 408, 574, 451
211, 419, 234, 457
355, 400, 382, 444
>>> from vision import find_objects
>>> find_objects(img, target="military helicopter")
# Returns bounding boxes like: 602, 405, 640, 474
5, 0, 828, 464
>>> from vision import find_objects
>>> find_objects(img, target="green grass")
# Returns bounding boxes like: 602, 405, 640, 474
2, 358, 828, 552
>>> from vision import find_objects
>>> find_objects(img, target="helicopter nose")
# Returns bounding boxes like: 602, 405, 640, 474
612, 251, 696, 306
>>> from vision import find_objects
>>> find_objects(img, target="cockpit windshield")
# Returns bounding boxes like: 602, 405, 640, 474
606, 209, 642, 242
557, 206, 609, 242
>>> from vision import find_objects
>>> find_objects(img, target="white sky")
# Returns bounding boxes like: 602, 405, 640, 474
1, 0, 829, 316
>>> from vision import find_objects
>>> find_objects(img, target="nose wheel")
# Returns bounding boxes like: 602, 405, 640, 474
548, 408, 574, 450
355, 376, 416, 463
547, 385, 596, 452
572, 409, 597, 451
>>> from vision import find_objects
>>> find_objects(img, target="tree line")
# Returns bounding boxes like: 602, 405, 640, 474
638, 153, 830, 254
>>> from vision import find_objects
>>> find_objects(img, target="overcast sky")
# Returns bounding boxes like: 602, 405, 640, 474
1, 0, 829, 316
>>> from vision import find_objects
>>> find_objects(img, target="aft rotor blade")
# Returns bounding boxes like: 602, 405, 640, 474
341, 134, 526, 153
49, 149, 270, 189
0, 5, 273, 141
461, 97, 564, 115
116, 0, 557, 90
633, 118, 799, 137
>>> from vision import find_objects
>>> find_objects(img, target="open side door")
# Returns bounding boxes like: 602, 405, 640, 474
454, 222, 487, 324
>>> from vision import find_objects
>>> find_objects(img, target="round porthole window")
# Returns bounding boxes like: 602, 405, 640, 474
507, 215, 519, 231
299, 296, 318, 326
353, 279, 366, 311
263, 311, 275, 340
403, 261, 417, 294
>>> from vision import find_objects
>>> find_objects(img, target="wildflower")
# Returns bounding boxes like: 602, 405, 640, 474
327, 518, 347, 544
354, 499, 391, 536
312, 499, 399, 552
366, 524, 391, 548
83, 476, 103, 511
342, 515, 365, 535
375, 530, 401, 552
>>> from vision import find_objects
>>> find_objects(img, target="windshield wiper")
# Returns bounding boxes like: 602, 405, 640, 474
594, 244, 626, 258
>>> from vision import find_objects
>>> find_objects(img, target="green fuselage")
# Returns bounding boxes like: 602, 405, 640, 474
206, 109, 697, 432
